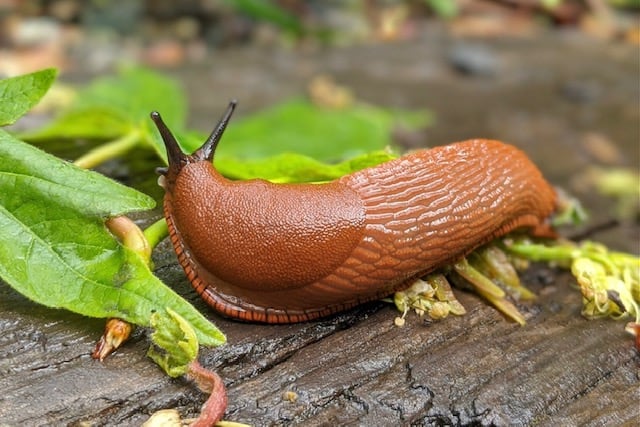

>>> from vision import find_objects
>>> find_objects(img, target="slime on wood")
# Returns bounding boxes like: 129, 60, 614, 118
150, 101, 557, 324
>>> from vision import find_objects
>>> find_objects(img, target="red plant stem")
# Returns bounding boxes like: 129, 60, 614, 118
187, 361, 228, 426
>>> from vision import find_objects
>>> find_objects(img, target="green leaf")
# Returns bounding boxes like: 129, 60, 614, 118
147, 308, 199, 377
216, 99, 431, 162
73, 68, 186, 129
0, 206, 224, 347
20, 68, 186, 159
425, 0, 459, 18
160, 98, 423, 182
19, 107, 132, 141
0, 130, 154, 217
216, 150, 397, 182
0, 132, 224, 347
0, 68, 57, 126
157, 98, 429, 177
224, 0, 303, 36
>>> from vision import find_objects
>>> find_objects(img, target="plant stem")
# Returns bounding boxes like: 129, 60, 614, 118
143, 217, 169, 251
187, 360, 228, 427
106, 216, 152, 264
453, 259, 505, 299
506, 241, 576, 262
73, 130, 141, 169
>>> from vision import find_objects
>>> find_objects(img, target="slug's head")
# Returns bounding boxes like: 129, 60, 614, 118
150, 100, 237, 188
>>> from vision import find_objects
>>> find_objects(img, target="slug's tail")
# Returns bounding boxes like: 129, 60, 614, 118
530, 222, 558, 239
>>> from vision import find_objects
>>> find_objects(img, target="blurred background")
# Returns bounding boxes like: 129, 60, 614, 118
0, 0, 638, 74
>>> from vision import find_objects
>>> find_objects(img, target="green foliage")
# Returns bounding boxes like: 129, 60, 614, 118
225, 0, 303, 36
167, 98, 428, 182
2, 66, 424, 351
20, 68, 186, 165
0, 132, 224, 346
0, 68, 57, 126
214, 98, 430, 162
394, 274, 466, 321
0, 130, 154, 216
216, 150, 397, 182
553, 189, 589, 227
506, 239, 640, 324
148, 308, 200, 377
20, 107, 132, 141
0, 69, 225, 347
424, 0, 459, 19
541, 0, 563, 9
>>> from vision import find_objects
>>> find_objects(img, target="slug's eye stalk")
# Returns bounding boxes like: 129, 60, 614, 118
150, 101, 237, 179
195, 99, 238, 162
150, 111, 186, 176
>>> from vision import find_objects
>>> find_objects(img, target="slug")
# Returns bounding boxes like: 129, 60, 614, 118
151, 101, 557, 323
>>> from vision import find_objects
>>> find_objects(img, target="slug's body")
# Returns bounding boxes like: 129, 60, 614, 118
151, 102, 557, 323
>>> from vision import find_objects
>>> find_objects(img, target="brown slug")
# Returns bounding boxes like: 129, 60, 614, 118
151, 101, 557, 323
